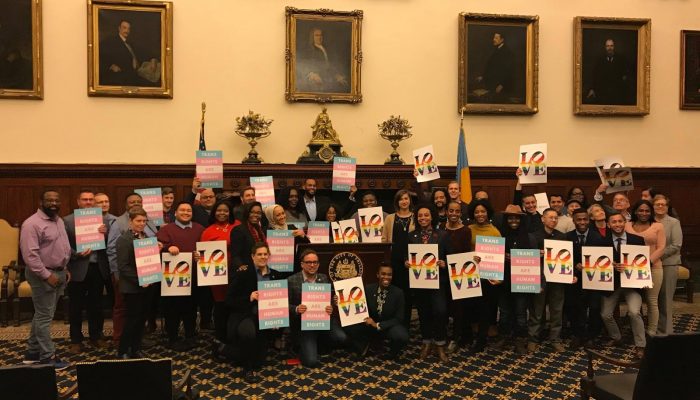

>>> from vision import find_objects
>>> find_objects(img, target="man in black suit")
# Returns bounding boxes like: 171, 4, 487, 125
301, 178, 331, 222
564, 208, 604, 347
585, 38, 634, 105
476, 32, 516, 103
100, 20, 140, 86
345, 264, 408, 360
590, 212, 646, 358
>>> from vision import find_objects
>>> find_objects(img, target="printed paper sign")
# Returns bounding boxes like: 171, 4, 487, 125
413, 145, 440, 182
543, 239, 574, 284
196, 150, 223, 189
620, 245, 653, 289
135, 188, 164, 226
195, 241, 228, 286
301, 283, 331, 331
161, 253, 192, 296
581, 246, 614, 291
307, 221, 330, 244
601, 167, 634, 194
258, 280, 289, 329
510, 249, 541, 293
334, 277, 369, 327
518, 143, 547, 184
338, 219, 359, 243
331, 222, 344, 243
475, 235, 505, 280
534, 192, 550, 215
408, 243, 440, 289
332, 157, 356, 192
594, 157, 624, 184
133, 237, 162, 286
74, 207, 105, 252
267, 230, 294, 273
250, 176, 275, 208
357, 207, 384, 243
446, 252, 482, 300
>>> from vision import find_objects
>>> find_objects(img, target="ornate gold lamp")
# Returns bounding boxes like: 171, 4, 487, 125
378, 115, 412, 165
235, 110, 273, 164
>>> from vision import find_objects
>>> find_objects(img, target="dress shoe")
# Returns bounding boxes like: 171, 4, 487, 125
435, 345, 449, 362
515, 339, 528, 355
470, 341, 486, 354
490, 336, 506, 349
141, 337, 156, 349
419, 343, 432, 360
551, 342, 566, 352
634, 346, 645, 359
68, 343, 83, 355
243, 369, 261, 384
90, 338, 110, 349
527, 341, 539, 353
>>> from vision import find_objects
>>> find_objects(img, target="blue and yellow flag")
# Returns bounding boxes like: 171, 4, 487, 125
457, 122, 472, 204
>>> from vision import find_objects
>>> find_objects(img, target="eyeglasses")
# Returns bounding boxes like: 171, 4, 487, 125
653, 203, 667, 207
200, 195, 215, 200
302, 261, 319, 265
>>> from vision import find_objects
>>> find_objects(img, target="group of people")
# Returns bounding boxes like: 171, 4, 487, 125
18, 173, 683, 383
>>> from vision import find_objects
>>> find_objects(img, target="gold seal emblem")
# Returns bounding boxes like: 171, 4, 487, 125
328, 252, 364, 282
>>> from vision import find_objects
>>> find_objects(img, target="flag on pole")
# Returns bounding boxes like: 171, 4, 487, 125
457, 119, 472, 204
199, 102, 207, 151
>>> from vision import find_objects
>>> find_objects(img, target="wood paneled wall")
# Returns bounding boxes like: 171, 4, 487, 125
0, 164, 697, 258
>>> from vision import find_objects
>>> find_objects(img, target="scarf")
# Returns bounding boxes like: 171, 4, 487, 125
264, 204, 287, 230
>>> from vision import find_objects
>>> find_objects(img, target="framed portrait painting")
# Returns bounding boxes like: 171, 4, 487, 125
87, 0, 173, 98
458, 13, 539, 114
574, 17, 650, 116
680, 30, 700, 110
285, 7, 362, 103
0, 0, 42, 100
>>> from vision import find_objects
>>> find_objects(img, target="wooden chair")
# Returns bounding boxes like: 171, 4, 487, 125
676, 265, 694, 303
0, 364, 77, 400
76, 358, 198, 400
580, 333, 700, 400
0, 218, 20, 327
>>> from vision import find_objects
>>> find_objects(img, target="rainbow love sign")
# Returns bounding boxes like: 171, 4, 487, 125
258, 280, 289, 329
510, 249, 541, 293
446, 251, 481, 300
161, 252, 192, 296
518, 143, 547, 184
412, 145, 440, 182
338, 219, 359, 243
358, 206, 384, 243
408, 243, 440, 289
620, 245, 652, 289
334, 277, 369, 327
544, 239, 574, 284
581, 246, 614, 291
133, 237, 162, 286
195, 241, 228, 286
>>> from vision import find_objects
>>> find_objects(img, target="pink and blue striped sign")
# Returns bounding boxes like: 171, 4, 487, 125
332, 157, 356, 191
258, 280, 289, 330
196, 150, 223, 189
134, 237, 162, 286
135, 188, 164, 226
74, 207, 105, 252
250, 176, 275, 208
301, 283, 331, 331
267, 230, 294, 273
510, 249, 540, 293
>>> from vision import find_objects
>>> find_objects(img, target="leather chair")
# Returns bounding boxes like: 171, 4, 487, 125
580, 333, 700, 400
0, 364, 77, 400
76, 358, 198, 400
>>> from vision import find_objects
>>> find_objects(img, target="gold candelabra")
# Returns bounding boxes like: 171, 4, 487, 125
235, 110, 273, 164
378, 115, 412, 165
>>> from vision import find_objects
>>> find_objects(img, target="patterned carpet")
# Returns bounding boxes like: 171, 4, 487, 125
1, 313, 698, 399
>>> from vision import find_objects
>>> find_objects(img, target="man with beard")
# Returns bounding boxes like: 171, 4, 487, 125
301, 178, 331, 222
20, 190, 72, 369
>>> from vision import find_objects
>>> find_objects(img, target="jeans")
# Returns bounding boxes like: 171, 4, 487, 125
500, 292, 529, 338
68, 263, 105, 343
657, 265, 678, 335
601, 288, 646, 347
295, 318, 347, 367
414, 285, 448, 345
111, 275, 126, 345
644, 268, 664, 335
26, 268, 66, 360
528, 283, 565, 343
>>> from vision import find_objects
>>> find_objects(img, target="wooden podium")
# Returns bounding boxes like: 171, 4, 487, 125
297, 243, 391, 284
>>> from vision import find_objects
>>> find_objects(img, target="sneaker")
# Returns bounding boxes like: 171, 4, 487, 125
39, 355, 70, 371
22, 352, 40, 365
551, 342, 566, 352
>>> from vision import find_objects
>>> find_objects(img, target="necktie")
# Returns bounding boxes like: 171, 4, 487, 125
578, 234, 585, 245
615, 238, 623, 253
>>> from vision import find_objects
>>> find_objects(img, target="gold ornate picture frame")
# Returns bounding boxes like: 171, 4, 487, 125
680, 30, 700, 110
0, 0, 43, 100
87, 0, 173, 98
574, 17, 650, 116
285, 7, 362, 104
458, 13, 539, 114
